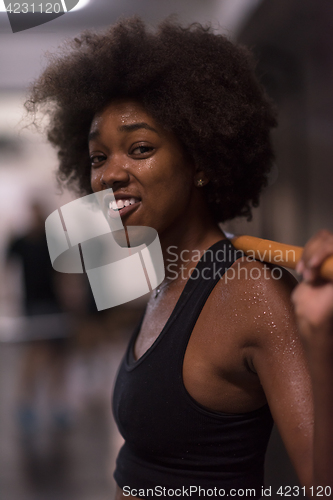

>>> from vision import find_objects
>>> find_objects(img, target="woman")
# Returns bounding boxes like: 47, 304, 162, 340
27, 18, 315, 499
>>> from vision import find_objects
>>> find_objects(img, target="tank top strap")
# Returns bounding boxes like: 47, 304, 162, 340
169, 238, 242, 337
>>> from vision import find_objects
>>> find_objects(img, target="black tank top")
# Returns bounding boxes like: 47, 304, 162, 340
113, 239, 273, 499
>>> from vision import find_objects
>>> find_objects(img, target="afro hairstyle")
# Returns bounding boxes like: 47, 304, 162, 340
26, 17, 277, 222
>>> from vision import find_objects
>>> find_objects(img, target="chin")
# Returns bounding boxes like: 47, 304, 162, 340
112, 226, 157, 249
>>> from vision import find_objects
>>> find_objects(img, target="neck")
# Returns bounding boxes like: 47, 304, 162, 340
159, 204, 225, 283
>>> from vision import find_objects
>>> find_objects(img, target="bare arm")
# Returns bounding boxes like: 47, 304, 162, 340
241, 264, 314, 491
216, 257, 315, 489
292, 230, 333, 489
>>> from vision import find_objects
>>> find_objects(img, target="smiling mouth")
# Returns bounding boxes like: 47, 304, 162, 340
107, 197, 141, 218
109, 197, 140, 211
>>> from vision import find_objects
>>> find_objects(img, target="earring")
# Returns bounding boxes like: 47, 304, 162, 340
196, 179, 205, 187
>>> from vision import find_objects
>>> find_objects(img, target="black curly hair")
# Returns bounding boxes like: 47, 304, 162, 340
26, 17, 277, 222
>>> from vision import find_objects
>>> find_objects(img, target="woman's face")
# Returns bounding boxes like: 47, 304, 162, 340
89, 99, 201, 236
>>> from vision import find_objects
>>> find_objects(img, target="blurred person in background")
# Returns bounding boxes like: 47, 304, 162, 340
292, 230, 333, 490
25, 17, 324, 499
6, 201, 71, 438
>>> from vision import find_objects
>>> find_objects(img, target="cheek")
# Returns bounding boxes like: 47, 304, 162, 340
145, 155, 193, 191
145, 164, 193, 218
90, 169, 101, 192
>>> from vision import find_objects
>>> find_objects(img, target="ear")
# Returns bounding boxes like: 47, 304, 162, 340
194, 170, 209, 187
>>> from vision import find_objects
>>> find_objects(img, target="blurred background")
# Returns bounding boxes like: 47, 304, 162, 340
0, 0, 332, 498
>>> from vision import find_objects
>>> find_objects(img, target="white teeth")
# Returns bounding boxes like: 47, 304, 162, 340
109, 198, 139, 211
109, 201, 118, 211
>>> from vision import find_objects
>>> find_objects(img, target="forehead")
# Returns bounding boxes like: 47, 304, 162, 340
89, 99, 157, 134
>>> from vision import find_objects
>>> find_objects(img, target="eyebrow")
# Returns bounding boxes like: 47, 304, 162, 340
117, 122, 159, 134
88, 130, 100, 142
88, 122, 159, 142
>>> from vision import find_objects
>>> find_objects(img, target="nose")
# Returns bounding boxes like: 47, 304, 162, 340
99, 156, 130, 190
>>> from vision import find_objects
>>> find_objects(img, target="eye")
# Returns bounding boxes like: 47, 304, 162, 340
90, 154, 106, 167
131, 145, 154, 156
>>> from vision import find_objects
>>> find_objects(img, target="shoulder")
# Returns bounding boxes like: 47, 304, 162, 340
212, 256, 299, 348
215, 257, 311, 400
225, 255, 297, 293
